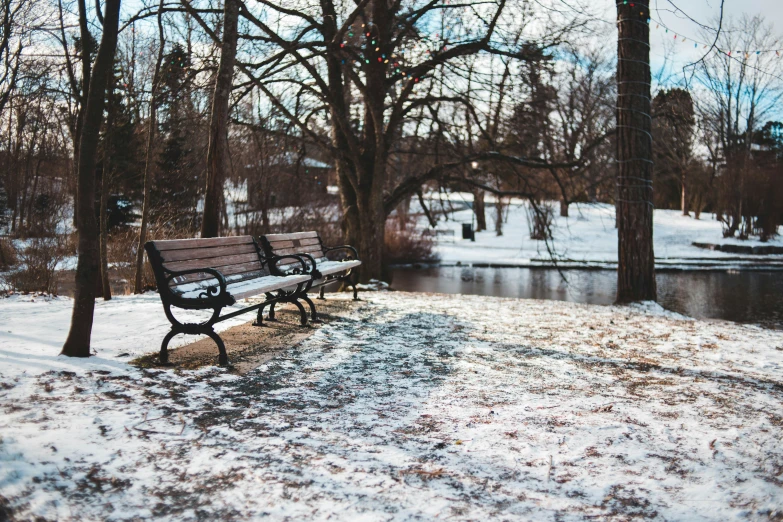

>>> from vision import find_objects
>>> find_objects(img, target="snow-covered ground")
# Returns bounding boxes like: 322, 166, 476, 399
2, 292, 783, 520
414, 197, 783, 270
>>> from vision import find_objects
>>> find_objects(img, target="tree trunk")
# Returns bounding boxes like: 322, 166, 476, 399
615, 0, 656, 303
99, 165, 112, 300
72, 0, 92, 228
99, 70, 116, 301
680, 169, 688, 216
61, 0, 122, 358
473, 189, 486, 231
560, 198, 569, 217
134, 0, 165, 294
201, 0, 239, 238
356, 199, 385, 284
495, 197, 505, 236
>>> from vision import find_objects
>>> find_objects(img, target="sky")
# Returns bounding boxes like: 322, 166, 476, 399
599, 0, 783, 85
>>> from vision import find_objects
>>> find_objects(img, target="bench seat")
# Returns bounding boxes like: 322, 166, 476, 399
316, 259, 362, 277
177, 273, 312, 301
259, 231, 361, 301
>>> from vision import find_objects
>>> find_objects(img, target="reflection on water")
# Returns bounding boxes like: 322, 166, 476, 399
391, 267, 783, 329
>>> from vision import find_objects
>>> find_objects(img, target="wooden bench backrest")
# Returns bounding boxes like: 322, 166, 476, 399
145, 236, 269, 293
260, 231, 326, 272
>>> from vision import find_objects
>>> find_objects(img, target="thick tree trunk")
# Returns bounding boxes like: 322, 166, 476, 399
560, 198, 569, 217
61, 0, 121, 358
615, 0, 656, 303
201, 0, 239, 238
356, 198, 385, 284
72, 0, 92, 229
134, 0, 165, 294
473, 189, 486, 231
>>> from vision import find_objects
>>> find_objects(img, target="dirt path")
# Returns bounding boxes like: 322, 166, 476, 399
134, 298, 360, 374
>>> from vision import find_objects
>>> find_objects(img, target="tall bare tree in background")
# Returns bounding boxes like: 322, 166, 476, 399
615, 0, 656, 303
201, 0, 239, 238
133, 0, 166, 293
61, 0, 122, 357
183, 0, 589, 280
696, 15, 783, 239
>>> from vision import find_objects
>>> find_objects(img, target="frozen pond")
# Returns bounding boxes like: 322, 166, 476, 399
391, 266, 783, 329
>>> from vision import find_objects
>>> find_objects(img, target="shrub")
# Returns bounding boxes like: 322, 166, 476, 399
5, 237, 67, 294
0, 239, 17, 270
527, 202, 555, 240
384, 223, 438, 265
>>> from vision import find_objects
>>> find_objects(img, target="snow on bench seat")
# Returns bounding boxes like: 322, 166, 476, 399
176, 273, 311, 301
317, 259, 362, 277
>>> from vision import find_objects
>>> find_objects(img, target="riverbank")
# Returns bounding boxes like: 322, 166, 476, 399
417, 200, 783, 270
1, 291, 782, 520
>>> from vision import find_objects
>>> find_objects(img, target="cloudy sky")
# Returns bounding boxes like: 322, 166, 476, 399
597, 0, 783, 85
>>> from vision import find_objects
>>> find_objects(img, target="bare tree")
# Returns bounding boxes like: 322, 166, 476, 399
134, 0, 166, 293
61, 0, 122, 358
182, 0, 586, 281
201, 0, 238, 238
696, 15, 783, 238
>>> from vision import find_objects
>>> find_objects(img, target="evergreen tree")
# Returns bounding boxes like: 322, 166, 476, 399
151, 44, 200, 231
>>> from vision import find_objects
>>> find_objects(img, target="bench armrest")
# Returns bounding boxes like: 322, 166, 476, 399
163, 267, 235, 306
268, 254, 315, 277
324, 245, 359, 261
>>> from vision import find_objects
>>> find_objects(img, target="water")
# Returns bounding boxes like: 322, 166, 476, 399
390, 267, 783, 329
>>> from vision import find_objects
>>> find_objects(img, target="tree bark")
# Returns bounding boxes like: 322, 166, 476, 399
495, 197, 505, 236
72, 0, 92, 228
560, 198, 569, 217
98, 142, 113, 301
680, 169, 689, 216
61, 0, 122, 358
99, 164, 111, 300
615, 0, 656, 303
133, 0, 165, 294
201, 0, 239, 238
473, 189, 486, 231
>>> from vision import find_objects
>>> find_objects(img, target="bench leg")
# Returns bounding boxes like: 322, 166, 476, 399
268, 302, 277, 321
351, 273, 359, 301
253, 303, 266, 326
205, 330, 229, 366
160, 330, 178, 365
292, 299, 308, 326
317, 286, 325, 300
159, 328, 228, 366
301, 295, 320, 323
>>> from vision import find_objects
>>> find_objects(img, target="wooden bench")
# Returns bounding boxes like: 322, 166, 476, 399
145, 236, 314, 366
259, 232, 361, 318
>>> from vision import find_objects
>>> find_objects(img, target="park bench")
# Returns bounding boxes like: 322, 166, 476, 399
145, 236, 314, 366
258, 231, 361, 321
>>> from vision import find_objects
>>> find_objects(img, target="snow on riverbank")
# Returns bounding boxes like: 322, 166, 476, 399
414, 198, 783, 269
1, 292, 783, 520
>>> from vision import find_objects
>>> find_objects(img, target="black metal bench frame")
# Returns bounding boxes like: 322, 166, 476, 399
145, 239, 313, 366
258, 235, 361, 324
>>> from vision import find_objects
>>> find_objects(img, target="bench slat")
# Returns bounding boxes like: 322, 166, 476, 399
265, 231, 318, 241
151, 236, 254, 251
271, 245, 326, 258
267, 240, 294, 249
157, 243, 257, 262
169, 262, 267, 286
163, 252, 262, 273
